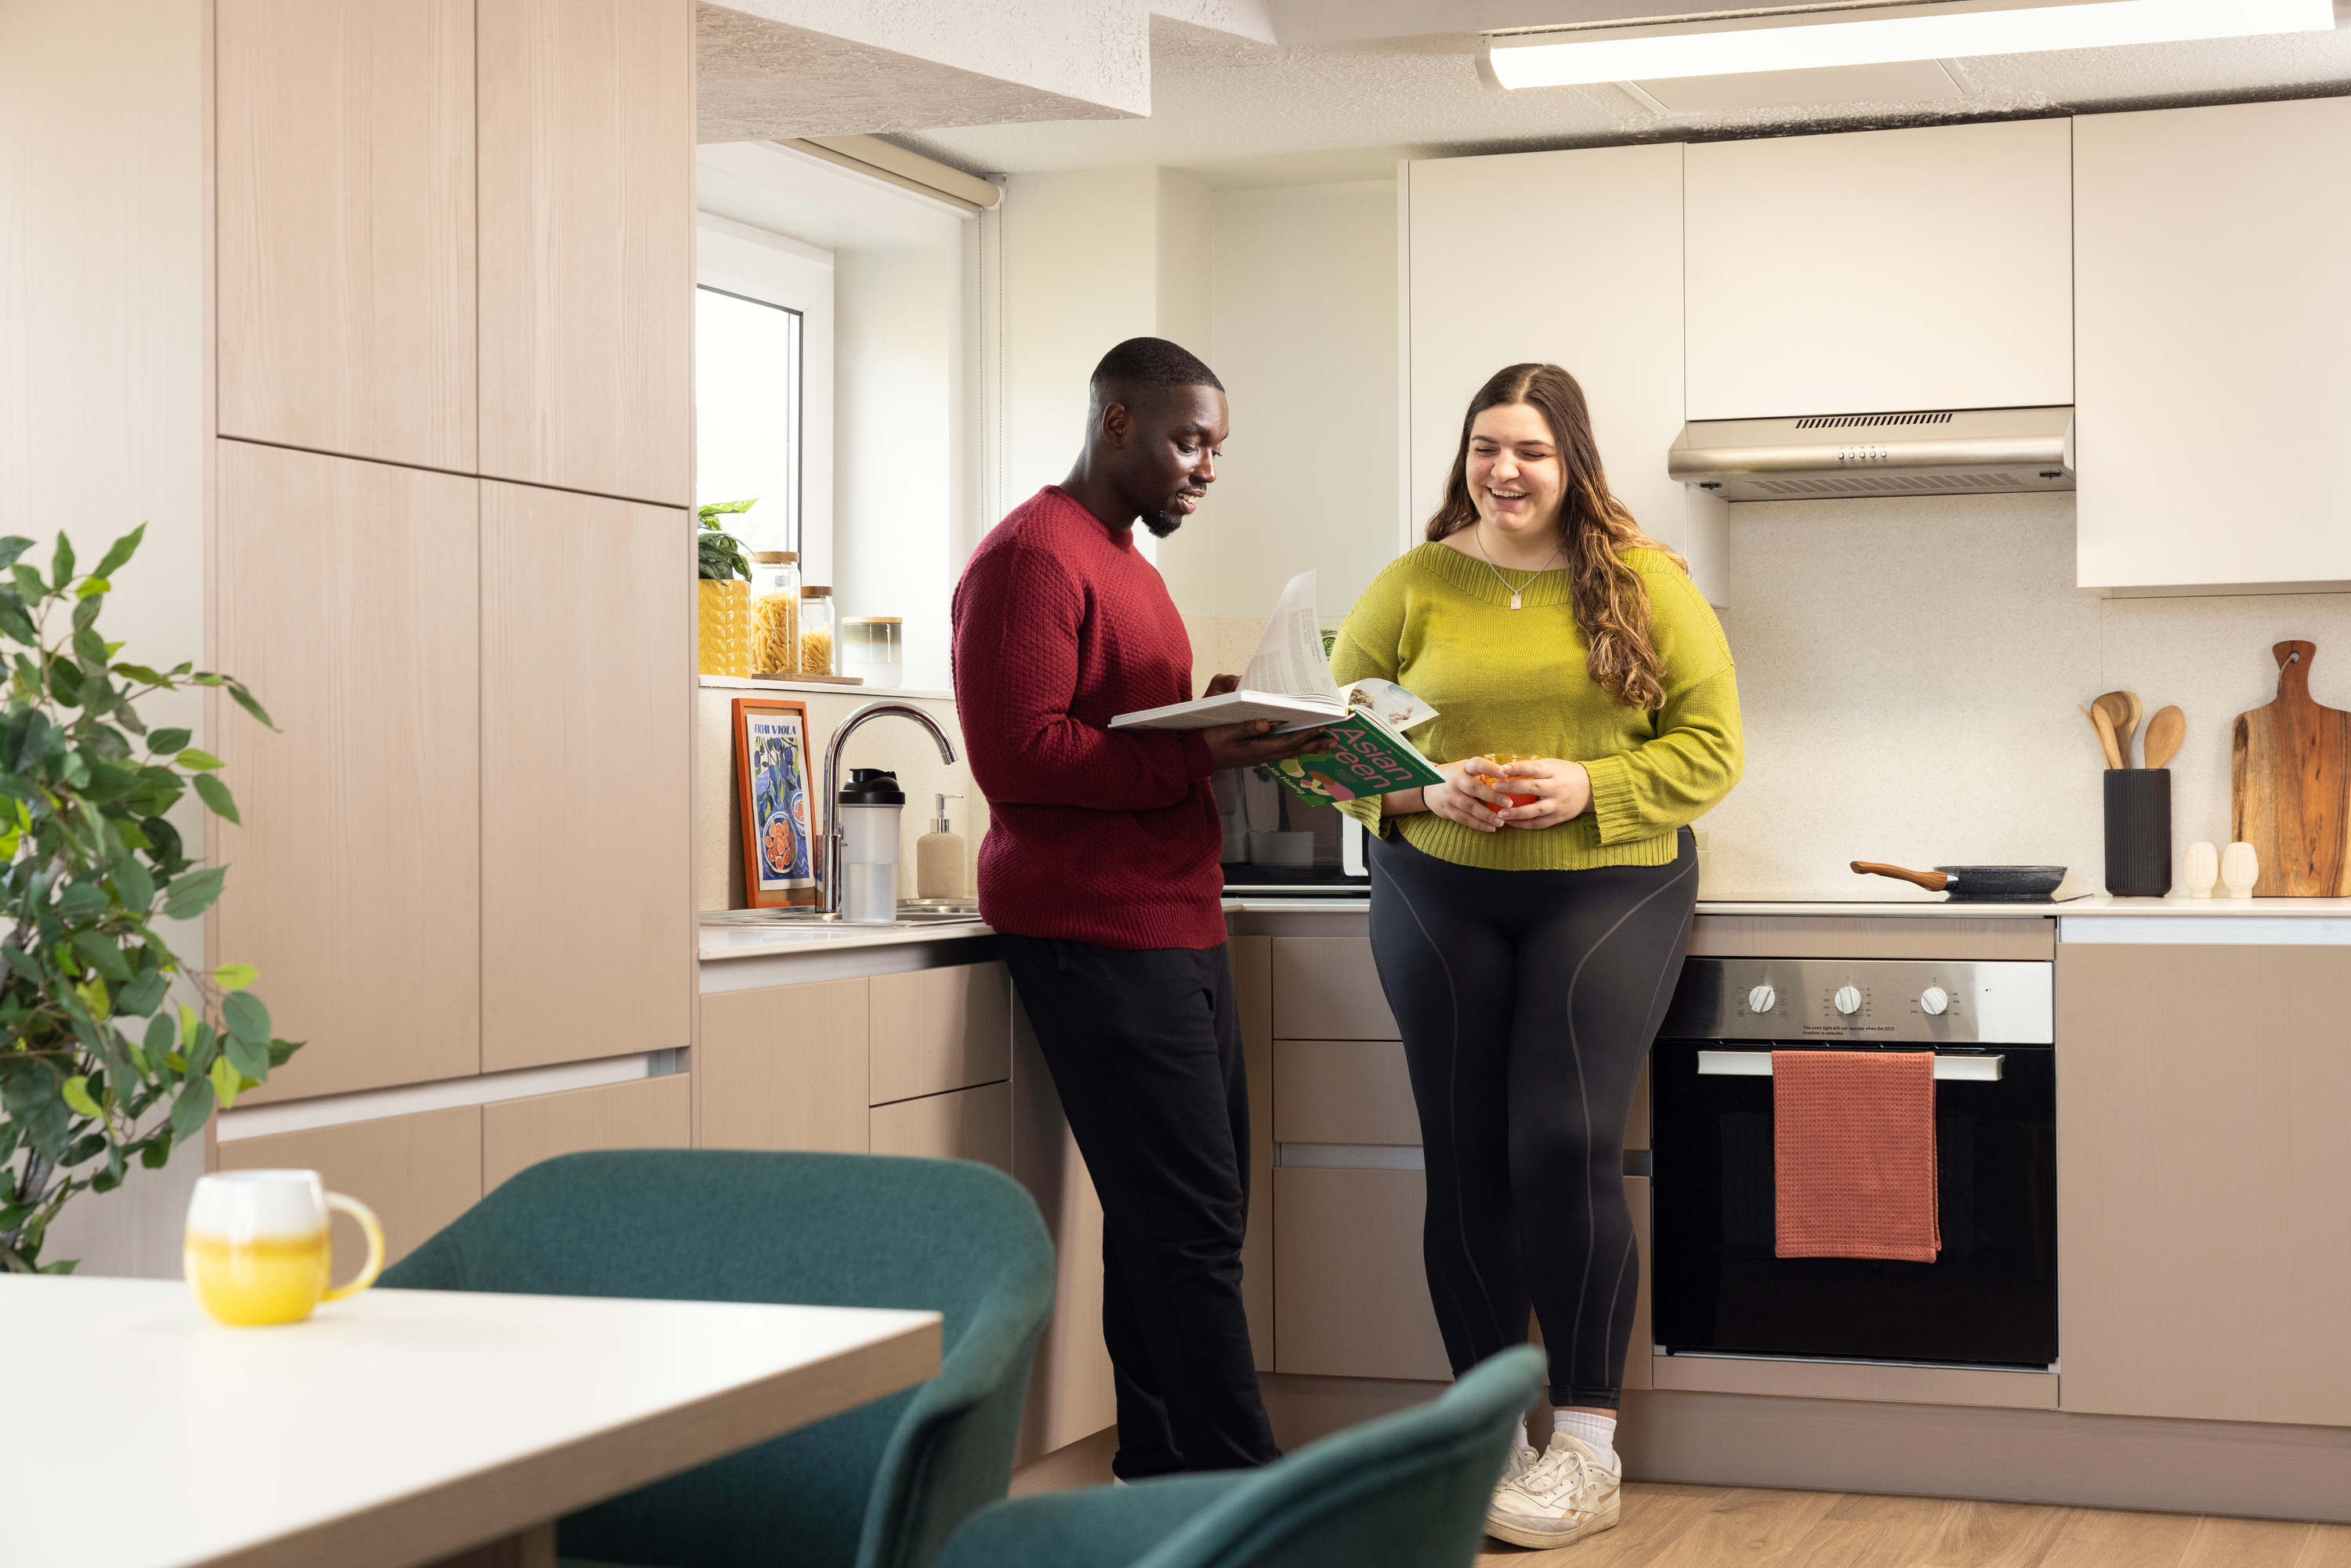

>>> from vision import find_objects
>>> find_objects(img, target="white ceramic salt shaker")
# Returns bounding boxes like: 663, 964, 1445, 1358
2183, 842, 2219, 899
2220, 842, 2259, 900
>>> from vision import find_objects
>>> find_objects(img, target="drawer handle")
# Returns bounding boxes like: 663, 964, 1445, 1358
1694, 1049, 2003, 1081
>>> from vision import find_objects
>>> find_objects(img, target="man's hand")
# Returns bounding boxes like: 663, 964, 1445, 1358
1200, 672, 1333, 771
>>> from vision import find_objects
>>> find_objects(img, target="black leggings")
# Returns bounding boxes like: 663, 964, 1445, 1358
1367, 827, 1697, 1408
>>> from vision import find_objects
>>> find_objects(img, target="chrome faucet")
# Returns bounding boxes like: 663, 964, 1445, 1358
820, 701, 958, 915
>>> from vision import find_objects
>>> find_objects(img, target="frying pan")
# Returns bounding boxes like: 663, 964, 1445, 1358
1851, 861, 2066, 903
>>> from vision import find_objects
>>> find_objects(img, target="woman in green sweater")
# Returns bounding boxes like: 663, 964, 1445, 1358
1331, 363, 1742, 1551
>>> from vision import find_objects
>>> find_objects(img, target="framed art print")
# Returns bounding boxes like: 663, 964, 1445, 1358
734, 697, 819, 907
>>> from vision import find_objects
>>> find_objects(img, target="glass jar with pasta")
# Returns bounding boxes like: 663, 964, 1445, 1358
748, 552, 802, 676
799, 586, 837, 677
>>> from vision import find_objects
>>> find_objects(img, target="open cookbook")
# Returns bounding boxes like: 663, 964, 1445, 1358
1109, 570, 1449, 806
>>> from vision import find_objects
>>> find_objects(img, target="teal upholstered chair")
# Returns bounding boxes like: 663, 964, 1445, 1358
932, 1345, 1544, 1568
381, 1150, 1055, 1568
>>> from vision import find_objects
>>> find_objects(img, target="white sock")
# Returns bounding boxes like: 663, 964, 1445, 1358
1554, 1410, 1617, 1465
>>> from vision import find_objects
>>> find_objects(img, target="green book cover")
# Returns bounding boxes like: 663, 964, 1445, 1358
1259, 699, 1444, 807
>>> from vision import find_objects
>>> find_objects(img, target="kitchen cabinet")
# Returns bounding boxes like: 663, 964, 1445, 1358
477, 0, 692, 505
481, 1073, 694, 1192
217, 1105, 483, 1266
214, 441, 482, 1101
215, 0, 476, 472
2056, 943, 2351, 1427
700, 978, 871, 1153
2074, 98, 2351, 596
870, 963, 1012, 1106
482, 481, 694, 1071
1404, 145, 1712, 595
1011, 990, 1117, 1461
1271, 937, 1400, 1041
1685, 119, 2073, 421
1274, 1166, 1451, 1382
1233, 936, 1276, 1373
871, 1082, 1013, 1172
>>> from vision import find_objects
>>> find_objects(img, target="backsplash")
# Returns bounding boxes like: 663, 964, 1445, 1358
1703, 491, 2351, 900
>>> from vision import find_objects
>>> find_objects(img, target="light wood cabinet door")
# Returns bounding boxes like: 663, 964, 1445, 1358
482, 1073, 693, 1193
2058, 943, 2351, 1427
1273, 1166, 1451, 1382
1233, 935, 1275, 1373
217, 1105, 482, 1266
1274, 1038, 1419, 1147
1271, 937, 1400, 1041
216, 0, 475, 471
1685, 118, 2073, 420
477, 0, 691, 505
1009, 992, 1115, 1462
699, 980, 869, 1153
870, 1082, 1013, 1174
869, 962, 1012, 1106
215, 441, 480, 1101
2074, 98, 2351, 595
480, 481, 691, 1070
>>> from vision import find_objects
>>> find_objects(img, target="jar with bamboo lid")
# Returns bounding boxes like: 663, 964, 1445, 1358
748, 552, 801, 676
799, 587, 837, 677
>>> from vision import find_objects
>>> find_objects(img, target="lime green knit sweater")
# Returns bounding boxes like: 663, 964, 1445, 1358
1329, 542, 1743, 871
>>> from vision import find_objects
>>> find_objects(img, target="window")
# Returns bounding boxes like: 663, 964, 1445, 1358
695, 284, 802, 554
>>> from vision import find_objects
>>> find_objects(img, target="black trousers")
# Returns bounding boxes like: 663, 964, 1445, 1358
1367, 829, 1698, 1409
1000, 935, 1280, 1478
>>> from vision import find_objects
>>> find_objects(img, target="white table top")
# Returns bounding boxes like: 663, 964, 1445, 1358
9, 1276, 940, 1568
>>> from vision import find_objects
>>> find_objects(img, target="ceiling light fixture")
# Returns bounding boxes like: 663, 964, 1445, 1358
1479, 0, 2335, 88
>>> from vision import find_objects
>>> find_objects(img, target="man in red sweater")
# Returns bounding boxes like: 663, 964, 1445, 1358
953, 338, 1328, 1479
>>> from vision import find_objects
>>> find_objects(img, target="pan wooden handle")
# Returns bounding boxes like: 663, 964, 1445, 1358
1851, 861, 1951, 893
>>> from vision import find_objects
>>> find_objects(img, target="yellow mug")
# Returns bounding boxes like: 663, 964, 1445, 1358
184, 1169, 385, 1327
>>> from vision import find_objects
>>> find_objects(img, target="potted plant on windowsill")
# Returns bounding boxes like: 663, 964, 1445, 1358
0, 525, 301, 1273
698, 500, 755, 678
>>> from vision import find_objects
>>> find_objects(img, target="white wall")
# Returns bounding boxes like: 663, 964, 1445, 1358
1702, 493, 2351, 901
1, 0, 210, 1276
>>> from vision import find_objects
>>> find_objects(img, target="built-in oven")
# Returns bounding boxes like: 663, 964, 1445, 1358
1651, 956, 2057, 1369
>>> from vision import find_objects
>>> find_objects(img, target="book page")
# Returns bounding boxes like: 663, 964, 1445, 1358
1241, 569, 1335, 697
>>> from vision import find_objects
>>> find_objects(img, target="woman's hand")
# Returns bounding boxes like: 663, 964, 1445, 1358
1491, 756, 1592, 830
1418, 758, 1516, 834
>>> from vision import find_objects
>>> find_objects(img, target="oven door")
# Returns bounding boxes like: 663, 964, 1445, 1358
1652, 1039, 2056, 1367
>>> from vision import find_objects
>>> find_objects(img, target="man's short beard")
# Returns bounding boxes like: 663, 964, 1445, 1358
1140, 509, 1184, 539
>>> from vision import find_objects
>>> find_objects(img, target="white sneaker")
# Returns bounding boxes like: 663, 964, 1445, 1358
1484, 1432, 1622, 1550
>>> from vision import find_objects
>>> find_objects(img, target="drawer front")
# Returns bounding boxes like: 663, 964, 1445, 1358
871, 962, 1012, 1106
870, 1081, 1013, 1174
1275, 1039, 1419, 1146
482, 1074, 693, 1193
1273, 1166, 1451, 1382
1272, 938, 1400, 1041
700, 979, 870, 1153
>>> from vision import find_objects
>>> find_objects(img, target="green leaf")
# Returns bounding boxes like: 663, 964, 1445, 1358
110, 856, 155, 911
162, 866, 227, 919
177, 1003, 199, 1045
60, 1076, 103, 1118
227, 683, 277, 730
212, 961, 258, 993
143, 1012, 176, 1062
48, 657, 83, 707
207, 1054, 241, 1110
147, 727, 191, 755
140, 1132, 174, 1169
112, 663, 168, 686
0, 535, 33, 571
176, 748, 225, 771
56, 882, 107, 919
193, 773, 239, 824
13, 564, 45, 601
118, 969, 168, 1019
223, 990, 271, 1045
223, 1031, 269, 1081
70, 933, 132, 983
74, 577, 109, 600
92, 523, 144, 581
697, 498, 757, 523
49, 531, 75, 592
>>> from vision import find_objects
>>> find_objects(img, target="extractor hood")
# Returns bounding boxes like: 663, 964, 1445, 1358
1667, 406, 2074, 502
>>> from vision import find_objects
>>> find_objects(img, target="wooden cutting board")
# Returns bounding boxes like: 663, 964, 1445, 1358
2231, 640, 2351, 896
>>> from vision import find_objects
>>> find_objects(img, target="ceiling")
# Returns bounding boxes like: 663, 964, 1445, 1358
892, 9, 2351, 189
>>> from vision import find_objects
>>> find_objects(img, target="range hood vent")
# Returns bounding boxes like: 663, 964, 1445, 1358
1668, 406, 2073, 502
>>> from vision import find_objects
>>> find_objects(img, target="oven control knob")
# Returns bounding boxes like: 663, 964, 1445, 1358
1748, 984, 1777, 1014
1833, 985, 1863, 1016
1920, 986, 1950, 1016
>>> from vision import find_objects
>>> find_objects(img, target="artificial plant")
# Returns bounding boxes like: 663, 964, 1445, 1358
0, 525, 301, 1273
697, 499, 755, 581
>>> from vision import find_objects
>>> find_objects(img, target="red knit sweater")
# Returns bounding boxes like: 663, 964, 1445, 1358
951, 487, 1225, 950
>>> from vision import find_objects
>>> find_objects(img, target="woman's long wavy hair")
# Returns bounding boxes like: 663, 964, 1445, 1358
1426, 363, 1682, 710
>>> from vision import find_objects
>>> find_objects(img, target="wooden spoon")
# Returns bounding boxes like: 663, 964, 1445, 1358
2092, 690, 2143, 767
2084, 703, 2124, 770
2143, 704, 2185, 770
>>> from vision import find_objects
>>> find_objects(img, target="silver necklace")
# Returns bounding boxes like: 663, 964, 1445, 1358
1472, 526, 1563, 610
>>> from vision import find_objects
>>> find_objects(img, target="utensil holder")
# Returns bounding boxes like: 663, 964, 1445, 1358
2103, 770, 2172, 897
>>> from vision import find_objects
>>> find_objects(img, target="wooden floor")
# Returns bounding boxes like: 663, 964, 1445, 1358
1475, 1484, 2351, 1568
1009, 1442, 2351, 1567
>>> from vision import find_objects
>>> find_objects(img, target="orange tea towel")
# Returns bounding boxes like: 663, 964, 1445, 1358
1773, 1049, 1940, 1262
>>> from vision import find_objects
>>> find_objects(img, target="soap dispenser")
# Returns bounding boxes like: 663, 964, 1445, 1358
917, 792, 967, 900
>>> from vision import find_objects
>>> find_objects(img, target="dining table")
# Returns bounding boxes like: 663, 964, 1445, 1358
9, 1273, 943, 1568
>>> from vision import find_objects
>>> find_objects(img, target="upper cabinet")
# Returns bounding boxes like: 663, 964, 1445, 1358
477, 0, 694, 507
1685, 120, 2074, 421
216, 0, 477, 472
2074, 98, 2351, 596
1405, 145, 1713, 593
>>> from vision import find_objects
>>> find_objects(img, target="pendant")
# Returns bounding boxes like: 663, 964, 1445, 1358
1510, 592, 1522, 610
